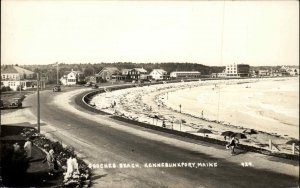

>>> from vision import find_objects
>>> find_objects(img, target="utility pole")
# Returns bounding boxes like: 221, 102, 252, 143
37, 73, 40, 133
56, 62, 59, 85
179, 104, 182, 113
19, 74, 22, 95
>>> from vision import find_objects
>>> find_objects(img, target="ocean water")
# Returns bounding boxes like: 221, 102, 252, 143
166, 77, 299, 138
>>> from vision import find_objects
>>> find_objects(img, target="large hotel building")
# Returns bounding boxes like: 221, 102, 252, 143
225, 63, 250, 77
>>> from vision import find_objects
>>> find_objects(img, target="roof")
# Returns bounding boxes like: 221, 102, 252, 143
170, 71, 200, 74
151, 69, 167, 75
121, 69, 132, 72
64, 70, 83, 75
98, 67, 120, 74
1, 65, 34, 74
133, 68, 147, 73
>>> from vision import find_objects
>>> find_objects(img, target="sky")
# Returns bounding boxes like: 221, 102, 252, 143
1, 1, 299, 66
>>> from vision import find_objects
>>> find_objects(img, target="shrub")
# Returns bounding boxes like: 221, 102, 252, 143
1, 143, 29, 186
0, 86, 12, 92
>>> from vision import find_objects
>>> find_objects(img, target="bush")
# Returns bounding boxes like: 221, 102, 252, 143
1, 143, 29, 185
21, 128, 91, 187
0, 86, 12, 92
16, 85, 24, 91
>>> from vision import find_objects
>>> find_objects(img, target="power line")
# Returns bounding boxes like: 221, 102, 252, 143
217, 0, 226, 122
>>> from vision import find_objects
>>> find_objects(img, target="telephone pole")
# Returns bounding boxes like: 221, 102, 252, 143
19, 74, 22, 95
37, 73, 40, 133
56, 62, 59, 85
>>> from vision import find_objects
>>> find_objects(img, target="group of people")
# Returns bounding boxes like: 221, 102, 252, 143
13, 138, 32, 158
11, 135, 82, 181
43, 148, 80, 178
13, 138, 61, 176
43, 148, 59, 176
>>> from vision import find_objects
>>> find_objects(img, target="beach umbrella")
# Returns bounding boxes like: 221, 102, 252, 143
221, 131, 234, 140
243, 129, 258, 135
286, 139, 299, 146
197, 128, 213, 136
151, 114, 163, 119
221, 131, 234, 137
230, 132, 247, 139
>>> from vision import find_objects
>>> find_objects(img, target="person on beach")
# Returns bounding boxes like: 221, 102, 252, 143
162, 120, 166, 128
201, 110, 204, 118
24, 138, 32, 158
226, 137, 239, 154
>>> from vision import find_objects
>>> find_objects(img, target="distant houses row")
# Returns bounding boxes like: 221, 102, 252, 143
211, 64, 299, 78
59, 67, 201, 85
1, 64, 299, 90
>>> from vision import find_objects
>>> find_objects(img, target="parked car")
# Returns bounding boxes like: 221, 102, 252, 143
53, 85, 61, 92
12, 97, 23, 104
8, 98, 22, 108
92, 84, 99, 89
84, 82, 92, 87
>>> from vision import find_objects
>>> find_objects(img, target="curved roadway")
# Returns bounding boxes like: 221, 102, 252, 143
24, 87, 299, 188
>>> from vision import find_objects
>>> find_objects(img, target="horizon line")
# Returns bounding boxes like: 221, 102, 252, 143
1, 62, 299, 67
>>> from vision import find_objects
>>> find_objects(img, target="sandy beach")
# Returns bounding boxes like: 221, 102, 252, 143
163, 77, 299, 138
90, 77, 299, 154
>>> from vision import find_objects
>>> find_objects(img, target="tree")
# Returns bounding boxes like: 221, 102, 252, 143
83, 66, 95, 76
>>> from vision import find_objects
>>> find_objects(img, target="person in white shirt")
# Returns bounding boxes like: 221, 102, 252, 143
24, 138, 32, 158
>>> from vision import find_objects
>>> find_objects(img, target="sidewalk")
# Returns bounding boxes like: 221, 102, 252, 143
0, 124, 63, 187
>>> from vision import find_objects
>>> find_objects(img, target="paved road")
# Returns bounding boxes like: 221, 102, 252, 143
24, 88, 298, 188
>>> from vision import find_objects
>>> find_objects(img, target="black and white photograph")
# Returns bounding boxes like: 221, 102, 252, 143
1, 0, 299, 187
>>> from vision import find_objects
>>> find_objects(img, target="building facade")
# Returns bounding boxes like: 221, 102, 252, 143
225, 63, 250, 77
257, 70, 270, 77
149, 69, 168, 80
128, 68, 150, 81
280, 66, 299, 76
60, 69, 85, 85
170, 71, 201, 79
1, 65, 38, 91
96, 67, 122, 82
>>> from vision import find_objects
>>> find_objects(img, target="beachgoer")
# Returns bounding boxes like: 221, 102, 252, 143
72, 157, 79, 174
43, 149, 55, 175
201, 110, 204, 118
65, 154, 79, 180
66, 155, 74, 179
226, 137, 239, 154
162, 121, 166, 128
24, 138, 32, 158
53, 153, 59, 172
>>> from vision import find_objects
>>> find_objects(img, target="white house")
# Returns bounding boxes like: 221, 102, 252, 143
60, 69, 85, 85
211, 69, 226, 78
1, 65, 38, 91
280, 66, 299, 76
149, 69, 168, 80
